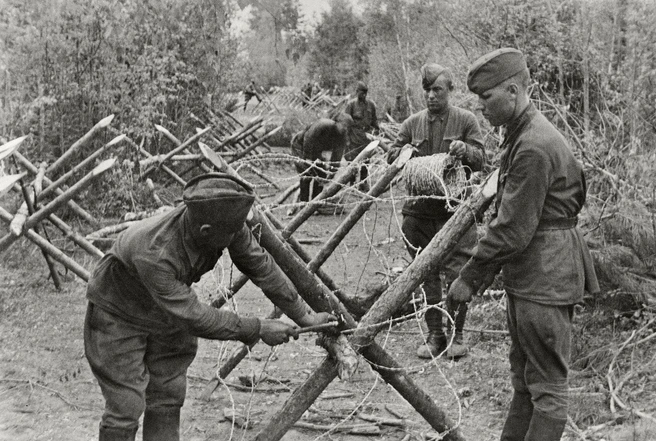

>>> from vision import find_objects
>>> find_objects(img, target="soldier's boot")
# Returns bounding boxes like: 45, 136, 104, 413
416, 331, 447, 359
500, 391, 533, 441
525, 410, 567, 441
143, 407, 181, 441
446, 301, 468, 359
98, 426, 137, 441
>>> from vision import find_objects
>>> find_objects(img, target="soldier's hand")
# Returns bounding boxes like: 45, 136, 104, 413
448, 140, 468, 161
447, 276, 475, 304
259, 319, 299, 346
296, 311, 337, 328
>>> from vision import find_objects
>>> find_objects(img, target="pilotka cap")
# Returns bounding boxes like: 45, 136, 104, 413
420, 63, 449, 89
467, 48, 527, 95
183, 173, 255, 231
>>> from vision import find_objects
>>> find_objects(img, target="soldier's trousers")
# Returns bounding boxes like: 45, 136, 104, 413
506, 295, 573, 420
84, 303, 197, 432
401, 215, 476, 332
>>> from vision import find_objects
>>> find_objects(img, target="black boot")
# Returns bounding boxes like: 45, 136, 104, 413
500, 391, 533, 441
525, 410, 567, 441
446, 301, 468, 359
143, 407, 181, 441
99, 425, 137, 441
416, 331, 447, 359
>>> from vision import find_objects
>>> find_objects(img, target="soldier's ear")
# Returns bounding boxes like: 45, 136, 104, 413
199, 224, 212, 237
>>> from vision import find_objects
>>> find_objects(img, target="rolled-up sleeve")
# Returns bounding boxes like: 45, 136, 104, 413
228, 225, 309, 320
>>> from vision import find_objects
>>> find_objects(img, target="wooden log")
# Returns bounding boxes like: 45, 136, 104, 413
48, 115, 114, 175
249, 172, 502, 441
9, 200, 29, 236
281, 140, 380, 239
153, 124, 212, 173
0, 159, 116, 253
12, 151, 99, 226
121, 133, 186, 187
0, 136, 28, 161
310, 147, 413, 270
248, 206, 467, 441
0, 174, 25, 196
14, 173, 62, 289
228, 126, 282, 163
86, 221, 137, 239
39, 134, 125, 201
197, 143, 255, 187
0, 206, 90, 281
141, 127, 210, 177
46, 214, 104, 259
352, 170, 499, 345
26, 158, 116, 230
253, 358, 339, 441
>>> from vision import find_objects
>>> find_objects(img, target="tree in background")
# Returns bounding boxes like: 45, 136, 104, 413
236, 0, 304, 88
0, 0, 240, 158
306, 0, 369, 91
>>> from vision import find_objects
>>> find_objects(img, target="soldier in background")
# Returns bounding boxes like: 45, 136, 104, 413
344, 81, 379, 190
290, 114, 352, 209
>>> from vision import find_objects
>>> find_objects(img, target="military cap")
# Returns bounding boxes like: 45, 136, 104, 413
467, 48, 527, 94
183, 173, 255, 232
420, 63, 450, 89
356, 81, 368, 92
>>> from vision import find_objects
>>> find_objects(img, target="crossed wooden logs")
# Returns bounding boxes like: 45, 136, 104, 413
203, 141, 499, 441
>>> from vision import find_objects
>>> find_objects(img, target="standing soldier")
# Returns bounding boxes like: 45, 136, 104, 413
387, 63, 485, 359
243, 80, 262, 111
84, 173, 334, 441
448, 48, 599, 440
344, 81, 380, 189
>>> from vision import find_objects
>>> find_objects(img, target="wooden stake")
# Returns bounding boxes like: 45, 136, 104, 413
26, 158, 116, 230
140, 127, 210, 178
12, 151, 99, 226
48, 115, 114, 175
0, 206, 90, 281
0, 158, 116, 254
0, 136, 28, 161
250, 171, 499, 441
0, 174, 25, 196
39, 134, 125, 200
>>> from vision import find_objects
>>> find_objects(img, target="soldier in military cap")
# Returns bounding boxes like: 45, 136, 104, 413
386, 63, 485, 359
344, 81, 380, 189
84, 173, 335, 441
447, 48, 599, 440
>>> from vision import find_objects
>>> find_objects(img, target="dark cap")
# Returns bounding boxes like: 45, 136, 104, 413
356, 81, 368, 92
420, 63, 449, 89
467, 48, 527, 95
183, 173, 255, 232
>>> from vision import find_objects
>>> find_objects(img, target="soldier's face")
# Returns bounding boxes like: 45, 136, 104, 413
423, 76, 450, 115
476, 83, 516, 127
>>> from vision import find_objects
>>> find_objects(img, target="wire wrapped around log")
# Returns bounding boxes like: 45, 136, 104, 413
402, 153, 467, 199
